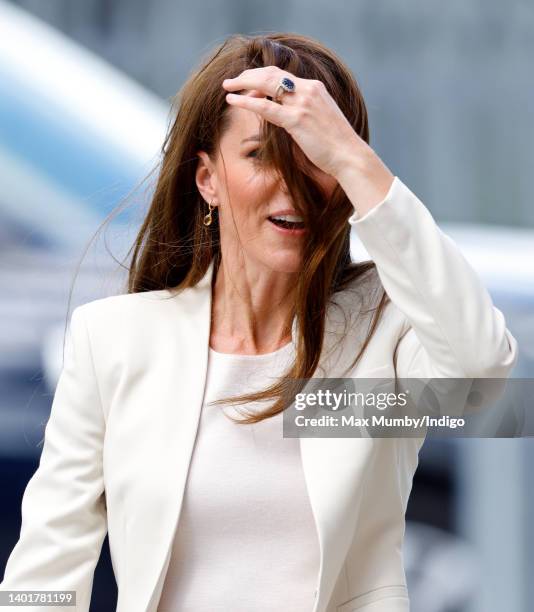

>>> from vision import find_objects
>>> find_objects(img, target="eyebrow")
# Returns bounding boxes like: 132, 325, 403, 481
240, 135, 260, 144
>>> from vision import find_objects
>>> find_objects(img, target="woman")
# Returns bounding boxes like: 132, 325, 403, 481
0, 33, 518, 612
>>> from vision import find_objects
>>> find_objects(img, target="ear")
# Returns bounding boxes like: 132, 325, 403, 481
195, 151, 219, 206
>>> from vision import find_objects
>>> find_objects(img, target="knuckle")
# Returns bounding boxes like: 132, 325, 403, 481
293, 107, 306, 124
268, 66, 281, 83
301, 92, 314, 108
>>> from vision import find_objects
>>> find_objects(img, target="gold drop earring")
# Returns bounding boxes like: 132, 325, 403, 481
203, 200, 216, 226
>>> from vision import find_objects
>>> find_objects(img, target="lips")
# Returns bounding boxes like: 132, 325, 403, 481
267, 217, 307, 236
267, 216, 306, 230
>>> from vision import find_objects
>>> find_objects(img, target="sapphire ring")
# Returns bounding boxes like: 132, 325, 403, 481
274, 76, 296, 103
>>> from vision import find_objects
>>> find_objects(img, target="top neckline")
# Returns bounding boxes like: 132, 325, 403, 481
208, 340, 294, 361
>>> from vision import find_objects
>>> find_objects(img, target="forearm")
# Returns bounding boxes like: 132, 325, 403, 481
345, 175, 518, 378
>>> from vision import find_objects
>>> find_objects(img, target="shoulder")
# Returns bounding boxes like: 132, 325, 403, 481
330, 264, 383, 313
329, 264, 408, 334
69, 288, 203, 371
72, 288, 194, 342
75, 288, 173, 319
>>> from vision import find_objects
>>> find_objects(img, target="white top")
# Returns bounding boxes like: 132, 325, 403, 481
157, 340, 320, 612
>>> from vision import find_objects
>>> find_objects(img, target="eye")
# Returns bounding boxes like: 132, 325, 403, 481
247, 148, 259, 158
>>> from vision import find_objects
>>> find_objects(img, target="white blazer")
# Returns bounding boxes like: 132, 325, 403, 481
1, 177, 518, 612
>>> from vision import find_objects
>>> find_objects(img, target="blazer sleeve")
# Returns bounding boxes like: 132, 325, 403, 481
348, 176, 519, 380
0, 305, 107, 611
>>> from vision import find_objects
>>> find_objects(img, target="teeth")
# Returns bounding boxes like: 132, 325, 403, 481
271, 214, 303, 222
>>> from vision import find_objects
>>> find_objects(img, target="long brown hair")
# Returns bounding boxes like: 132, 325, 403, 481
76, 32, 390, 424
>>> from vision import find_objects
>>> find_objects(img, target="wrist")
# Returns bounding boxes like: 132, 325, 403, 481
333, 141, 382, 182
334, 146, 395, 215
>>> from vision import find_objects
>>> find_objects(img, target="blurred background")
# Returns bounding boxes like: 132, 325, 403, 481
0, 1, 533, 611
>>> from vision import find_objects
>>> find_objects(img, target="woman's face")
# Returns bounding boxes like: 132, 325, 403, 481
196, 90, 338, 274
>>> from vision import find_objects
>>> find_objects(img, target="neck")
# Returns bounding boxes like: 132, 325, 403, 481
209, 256, 297, 355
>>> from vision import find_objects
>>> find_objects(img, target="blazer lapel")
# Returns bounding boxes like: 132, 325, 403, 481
125, 261, 215, 612
300, 436, 376, 612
